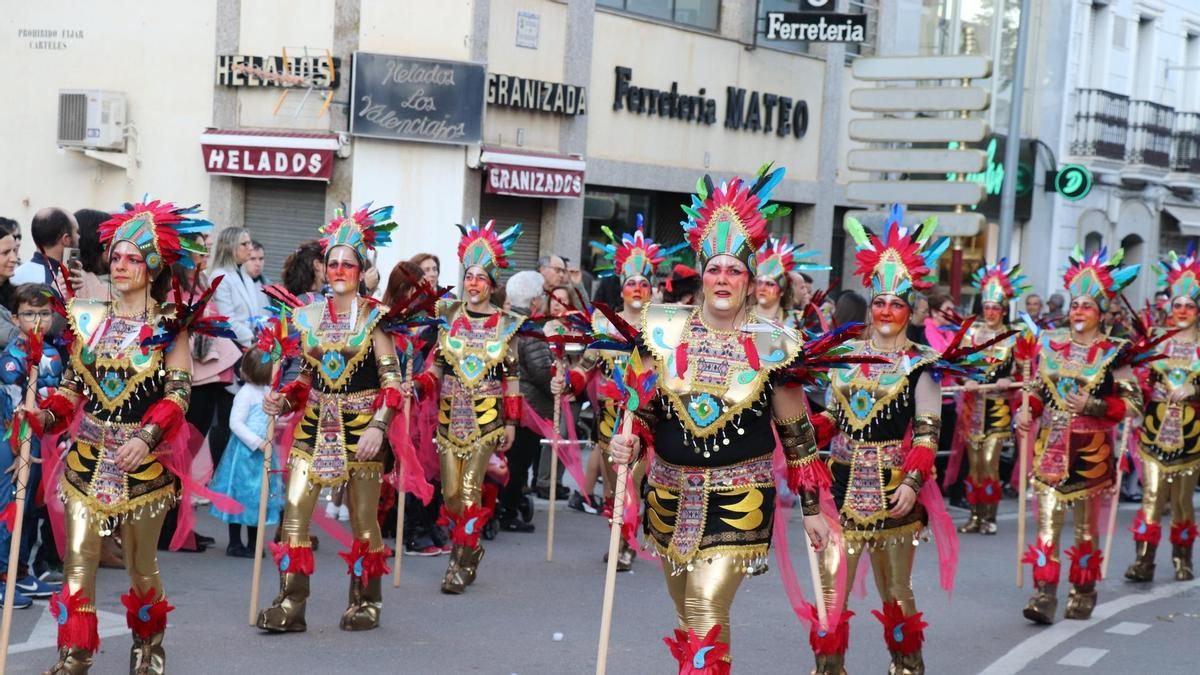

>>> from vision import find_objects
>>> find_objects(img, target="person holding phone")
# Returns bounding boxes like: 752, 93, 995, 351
12, 207, 82, 302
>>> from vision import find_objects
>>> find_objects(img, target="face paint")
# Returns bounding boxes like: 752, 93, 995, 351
703, 256, 750, 312
871, 294, 910, 337
755, 277, 782, 308
325, 247, 361, 294
622, 277, 651, 310
1069, 296, 1101, 334
982, 302, 1005, 328
109, 241, 148, 293
463, 266, 492, 304
1171, 297, 1198, 329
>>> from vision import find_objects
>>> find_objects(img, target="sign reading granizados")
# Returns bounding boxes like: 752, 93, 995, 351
350, 52, 485, 145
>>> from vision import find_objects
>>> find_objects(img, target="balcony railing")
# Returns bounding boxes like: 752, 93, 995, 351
1126, 100, 1175, 168
1172, 111, 1200, 173
1072, 88, 1129, 160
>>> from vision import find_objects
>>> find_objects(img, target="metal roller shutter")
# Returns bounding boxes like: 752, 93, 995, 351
243, 180, 327, 281
478, 193, 543, 283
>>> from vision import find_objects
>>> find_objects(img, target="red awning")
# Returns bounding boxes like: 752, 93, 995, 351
200, 128, 339, 181
481, 146, 585, 199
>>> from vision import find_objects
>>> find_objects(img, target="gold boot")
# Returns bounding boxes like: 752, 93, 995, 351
460, 545, 485, 586
812, 653, 846, 675
957, 511, 982, 534
1124, 542, 1157, 582
340, 576, 382, 631
44, 647, 93, 675
1172, 543, 1194, 581
256, 573, 309, 632
979, 503, 998, 535
1022, 582, 1057, 624
129, 631, 165, 675
1063, 583, 1097, 620
441, 545, 467, 594
888, 649, 925, 675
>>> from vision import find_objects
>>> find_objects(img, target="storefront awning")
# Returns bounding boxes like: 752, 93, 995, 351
1165, 204, 1200, 236
200, 128, 339, 181
481, 146, 585, 199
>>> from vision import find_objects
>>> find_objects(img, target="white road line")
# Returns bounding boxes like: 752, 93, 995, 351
7, 603, 129, 655
977, 579, 1200, 675
1057, 647, 1109, 667
1104, 621, 1150, 636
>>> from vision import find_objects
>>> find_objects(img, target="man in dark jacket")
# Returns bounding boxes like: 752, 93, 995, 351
498, 271, 555, 532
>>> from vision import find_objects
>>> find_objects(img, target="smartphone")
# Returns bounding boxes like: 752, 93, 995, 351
64, 246, 82, 269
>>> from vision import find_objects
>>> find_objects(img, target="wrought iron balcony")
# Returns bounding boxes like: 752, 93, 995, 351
1172, 111, 1200, 173
1126, 100, 1174, 168
1072, 88, 1129, 160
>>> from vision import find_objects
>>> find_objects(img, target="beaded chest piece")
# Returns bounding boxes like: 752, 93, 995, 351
436, 301, 521, 389
642, 304, 801, 456
1037, 329, 1122, 412
69, 299, 169, 415
293, 300, 381, 392
1149, 335, 1200, 401
967, 322, 1015, 383
829, 340, 936, 438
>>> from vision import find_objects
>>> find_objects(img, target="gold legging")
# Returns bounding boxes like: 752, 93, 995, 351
817, 537, 918, 617
440, 443, 496, 515
1033, 487, 1098, 568
1139, 452, 1199, 526
661, 556, 745, 649
62, 497, 167, 603
968, 435, 1005, 483
279, 455, 383, 548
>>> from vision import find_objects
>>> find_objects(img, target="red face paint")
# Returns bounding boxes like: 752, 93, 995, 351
1171, 297, 1198, 329
755, 277, 782, 307
463, 268, 492, 303
109, 242, 148, 291
622, 277, 651, 309
871, 295, 910, 337
703, 257, 750, 311
1068, 296, 1101, 333
982, 302, 1005, 327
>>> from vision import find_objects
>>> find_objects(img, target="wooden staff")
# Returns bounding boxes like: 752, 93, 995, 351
806, 533, 829, 631
547, 358, 565, 562
0, 335, 42, 671
248, 361, 282, 625
1016, 364, 1031, 588
1101, 414, 1135, 578
392, 393, 411, 588
595, 413, 633, 675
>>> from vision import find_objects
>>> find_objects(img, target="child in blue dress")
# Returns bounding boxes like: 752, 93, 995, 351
0, 284, 64, 606
210, 347, 283, 557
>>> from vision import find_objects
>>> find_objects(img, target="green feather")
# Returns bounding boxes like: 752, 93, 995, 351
601, 225, 615, 243
695, 176, 708, 201
916, 216, 938, 243
844, 216, 871, 248
1110, 248, 1125, 265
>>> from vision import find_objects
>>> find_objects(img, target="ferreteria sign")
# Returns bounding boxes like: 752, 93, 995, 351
215, 54, 341, 89
612, 66, 809, 139
487, 73, 586, 116
764, 12, 867, 43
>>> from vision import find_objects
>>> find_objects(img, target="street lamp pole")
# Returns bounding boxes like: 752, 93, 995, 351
997, 0, 1033, 263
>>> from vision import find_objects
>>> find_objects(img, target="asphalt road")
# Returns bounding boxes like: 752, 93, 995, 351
5, 495, 1198, 674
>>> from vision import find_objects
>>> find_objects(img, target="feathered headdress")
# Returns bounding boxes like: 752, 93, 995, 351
99, 198, 213, 271
844, 204, 948, 300
591, 214, 683, 282
1156, 243, 1200, 303
456, 219, 521, 281
320, 203, 397, 262
972, 258, 1030, 306
754, 237, 830, 284
1062, 245, 1140, 309
680, 162, 790, 273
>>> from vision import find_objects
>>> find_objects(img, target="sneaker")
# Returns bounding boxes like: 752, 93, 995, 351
324, 502, 339, 520
567, 491, 599, 515
404, 544, 442, 557
0, 586, 32, 609
15, 574, 59, 598
500, 519, 535, 533
338, 505, 351, 521
38, 569, 65, 585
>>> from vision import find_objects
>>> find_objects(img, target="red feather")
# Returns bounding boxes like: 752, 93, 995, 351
120, 587, 174, 640
872, 601, 927, 654
675, 341, 689, 378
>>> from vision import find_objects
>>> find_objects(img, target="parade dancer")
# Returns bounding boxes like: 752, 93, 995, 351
802, 207, 957, 675
751, 237, 828, 329
554, 220, 675, 572
1124, 246, 1200, 582
258, 205, 402, 633
1015, 246, 1142, 624
955, 260, 1029, 535
606, 164, 832, 672
412, 220, 524, 594
35, 199, 214, 674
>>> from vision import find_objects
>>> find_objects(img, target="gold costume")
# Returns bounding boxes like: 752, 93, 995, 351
958, 323, 1017, 534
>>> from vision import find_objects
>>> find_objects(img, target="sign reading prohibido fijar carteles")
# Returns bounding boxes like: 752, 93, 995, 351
350, 52, 485, 145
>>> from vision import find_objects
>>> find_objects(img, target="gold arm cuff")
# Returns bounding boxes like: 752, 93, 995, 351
912, 413, 941, 449
902, 471, 924, 493
1082, 396, 1109, 418
137, 423, 163, 448
775, 412, 819, 464
1116, 378, 1143, 412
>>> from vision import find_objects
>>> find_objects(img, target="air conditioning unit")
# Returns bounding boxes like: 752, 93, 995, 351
57, 89, 126, 150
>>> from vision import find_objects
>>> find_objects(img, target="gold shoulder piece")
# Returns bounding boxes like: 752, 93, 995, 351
67, 298, 110, 345
640, 304, 694, 359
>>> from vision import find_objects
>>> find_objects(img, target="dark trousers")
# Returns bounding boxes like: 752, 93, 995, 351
501, 426, 541, 519
934, 400, 964, 501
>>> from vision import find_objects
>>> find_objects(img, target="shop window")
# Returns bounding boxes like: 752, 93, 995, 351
757, 0, 810, 54
599, 0, 719, 31
1083, 231, 1103, 256
843, 0, 879, 61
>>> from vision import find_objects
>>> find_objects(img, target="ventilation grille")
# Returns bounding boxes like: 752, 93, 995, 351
57, 92, 87, 143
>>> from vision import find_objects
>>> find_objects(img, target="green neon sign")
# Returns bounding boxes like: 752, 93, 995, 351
1055, 164, 1092, 201
947, 138, 1033, 209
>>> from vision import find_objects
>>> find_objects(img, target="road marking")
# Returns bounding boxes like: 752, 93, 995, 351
1104, 621, 1150, 635
1057, 647, 1108, 667
7, 603, 129, 655
978, 579, 1200, 675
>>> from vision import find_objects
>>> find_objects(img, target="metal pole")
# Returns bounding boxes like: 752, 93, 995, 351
997, 0, 1033, 262
987, 0, 1008, 129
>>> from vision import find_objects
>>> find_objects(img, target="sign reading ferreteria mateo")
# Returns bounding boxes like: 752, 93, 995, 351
487, 73, 586, 116
215, 54, 340, 89
764, 12, 867, 43
350, 52, 484, 145
612, 66, 808, 139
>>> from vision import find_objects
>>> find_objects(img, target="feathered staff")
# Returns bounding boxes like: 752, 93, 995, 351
247, 286, 302, 624
140, 276, 238, 351
1013, 315, 1039, 588
0, 320, 46, 670
595, 350, 657, 675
